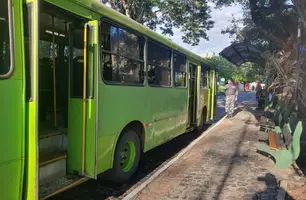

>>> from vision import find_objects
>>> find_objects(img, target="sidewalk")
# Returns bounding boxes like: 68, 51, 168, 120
130, 100, 305, 200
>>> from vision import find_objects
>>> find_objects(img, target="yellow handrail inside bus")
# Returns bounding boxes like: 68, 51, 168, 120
82, 24, 88, 174
52, 16, 57, 128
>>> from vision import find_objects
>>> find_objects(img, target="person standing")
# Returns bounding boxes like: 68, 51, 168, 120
255, 80, 262, 105
245, 82, 249, 91
255, 80, 262, 97
219, 79, 238, 118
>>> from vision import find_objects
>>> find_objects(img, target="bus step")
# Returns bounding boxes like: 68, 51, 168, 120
39, 129, 67, 155
39, 151, 67, 186
205, 120, 214, 125
39, 128, 67, 138
39, 175, 89, 200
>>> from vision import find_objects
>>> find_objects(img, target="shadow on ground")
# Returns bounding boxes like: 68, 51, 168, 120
55, 92, 273, 200
53, 125, 210, 200
190, 110, 279, 200
253, 173, 278, 200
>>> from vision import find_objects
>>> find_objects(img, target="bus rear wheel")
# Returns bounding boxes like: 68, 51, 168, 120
201, 107, 207, 127
111, 129, 141, 184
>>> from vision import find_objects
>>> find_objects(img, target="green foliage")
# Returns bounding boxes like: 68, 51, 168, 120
213, 0, 298, 51
207, 56, 264, 82
100, 0, 214, 45
235, 62, 265, 82
207, 56, 234, 81
221, 12, 280, 51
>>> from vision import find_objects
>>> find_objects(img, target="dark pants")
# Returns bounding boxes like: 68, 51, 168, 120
258, 96, 264, 108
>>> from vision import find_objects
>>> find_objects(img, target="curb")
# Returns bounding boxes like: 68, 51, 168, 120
122, 114, 228, 200
277, 180, 287, 200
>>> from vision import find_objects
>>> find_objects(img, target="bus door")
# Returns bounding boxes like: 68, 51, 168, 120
188, 63, 198, 126
210, 69, 216, 120
68, 20, 99, 179
214, 71, 219, 118
0, 0, 26, 199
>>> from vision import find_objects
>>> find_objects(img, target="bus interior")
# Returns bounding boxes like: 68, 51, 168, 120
33, 2, 87, 197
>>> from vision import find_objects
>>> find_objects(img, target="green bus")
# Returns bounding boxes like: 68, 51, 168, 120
0, 0, 218, 199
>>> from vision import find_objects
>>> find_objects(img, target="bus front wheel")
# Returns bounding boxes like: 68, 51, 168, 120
111, 129, 141, 183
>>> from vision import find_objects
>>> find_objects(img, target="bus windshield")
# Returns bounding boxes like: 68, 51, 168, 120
0, 0, 11, 76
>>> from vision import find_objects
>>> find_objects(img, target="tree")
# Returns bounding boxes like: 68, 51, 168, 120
212, 0, 298, 53
207, 56, 264, 83
212, 0, 306, 117
221, 12, 281, 52
217, 0, 297, 52
207, 56, 235, 81
100, 0, 214, 45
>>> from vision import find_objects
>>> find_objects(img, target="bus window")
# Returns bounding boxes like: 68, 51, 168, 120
71, 29, 85, 98
147, 41, 171, 87
201, 64, 209, 89
0, 0, 12, 77
173, 52, 186, 87
101, 21, 145, 85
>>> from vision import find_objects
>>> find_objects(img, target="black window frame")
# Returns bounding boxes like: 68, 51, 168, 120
173, 51, 187, 88
99, 18, 146, 87
69, 27, 87, 99
0, 0, 14, 79
69, 23, 95, 99
147, 39, 172, 88
201, 64, 210, 89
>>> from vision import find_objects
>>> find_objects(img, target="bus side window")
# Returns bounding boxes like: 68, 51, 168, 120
70, 29, 85, 98
102, 54, 113, 81
147, 40, 171, 87
173, 52, 187, 87
201, 64, 209, 89
100, 21, 145, 85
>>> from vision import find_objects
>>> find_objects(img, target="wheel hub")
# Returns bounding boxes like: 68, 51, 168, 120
120, 141, 136, 172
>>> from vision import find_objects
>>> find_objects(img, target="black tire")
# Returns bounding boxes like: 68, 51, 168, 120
195, 108, 208, 133
110, 129, 141, 184
202, 107, 207, 127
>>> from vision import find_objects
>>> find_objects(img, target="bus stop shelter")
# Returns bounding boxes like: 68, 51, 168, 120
219, 42, 272, 105
219, 42, 270, 67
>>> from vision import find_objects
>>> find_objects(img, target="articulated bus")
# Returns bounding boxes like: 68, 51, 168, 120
0, 0, 218, 199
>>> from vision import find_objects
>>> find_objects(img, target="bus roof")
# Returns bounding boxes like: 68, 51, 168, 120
67, 0, 216, 69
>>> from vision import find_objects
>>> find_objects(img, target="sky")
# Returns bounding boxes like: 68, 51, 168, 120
164, 3, 243, 58
102, 1, 243, 58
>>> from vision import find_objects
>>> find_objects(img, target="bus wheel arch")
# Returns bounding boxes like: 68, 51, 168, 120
108, 121, 145, 184
121, 120, 145, 152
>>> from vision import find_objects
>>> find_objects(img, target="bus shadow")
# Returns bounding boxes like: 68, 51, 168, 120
52, 124, 211, 200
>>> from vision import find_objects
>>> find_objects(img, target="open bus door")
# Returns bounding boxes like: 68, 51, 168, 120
215, 71, 219, 118
210, 69, 216, 120
68, 20, 99, 179
188, 63, 198, 126
22, 0, 40, 199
